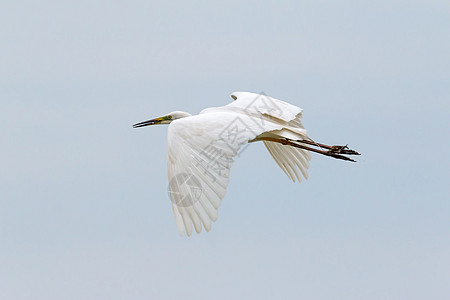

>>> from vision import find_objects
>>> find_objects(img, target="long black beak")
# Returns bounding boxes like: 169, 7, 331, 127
132, 118, 162, 128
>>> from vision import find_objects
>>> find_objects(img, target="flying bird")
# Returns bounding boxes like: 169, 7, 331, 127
133, 92, 359, 236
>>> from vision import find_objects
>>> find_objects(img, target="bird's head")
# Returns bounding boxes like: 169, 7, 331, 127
133, 111, 192, 128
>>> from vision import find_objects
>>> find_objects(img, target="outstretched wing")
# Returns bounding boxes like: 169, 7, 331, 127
168, 110, 282, 236
227, 91, 303, 123
167, 92, 311, 236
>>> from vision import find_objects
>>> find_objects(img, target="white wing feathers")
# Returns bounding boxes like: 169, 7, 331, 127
167, 92, 311, 236
227, 91, 302, 123
263, 140, 311, 182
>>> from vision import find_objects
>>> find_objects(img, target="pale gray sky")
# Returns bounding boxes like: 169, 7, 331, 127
1, 1, 449, 299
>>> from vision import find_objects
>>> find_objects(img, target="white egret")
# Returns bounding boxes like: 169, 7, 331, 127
133, 92, 359, 236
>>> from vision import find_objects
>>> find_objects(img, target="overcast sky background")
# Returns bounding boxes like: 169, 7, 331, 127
1, 1, 449, 299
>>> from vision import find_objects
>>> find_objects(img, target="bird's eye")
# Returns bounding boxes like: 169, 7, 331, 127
167, 115, 172, 120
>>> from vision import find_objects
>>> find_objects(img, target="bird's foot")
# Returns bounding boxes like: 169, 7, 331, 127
328, 145, 360, 155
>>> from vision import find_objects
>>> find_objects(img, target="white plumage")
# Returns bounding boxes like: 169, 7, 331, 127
158, 92, 308, 235
133, 91, 358, 236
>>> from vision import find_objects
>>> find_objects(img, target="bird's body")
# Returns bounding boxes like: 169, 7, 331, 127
133, 92, 359, 236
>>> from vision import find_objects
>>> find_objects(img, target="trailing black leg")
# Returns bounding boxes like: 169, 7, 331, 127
291, 139, 360, 156
257, 137, 360, 162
